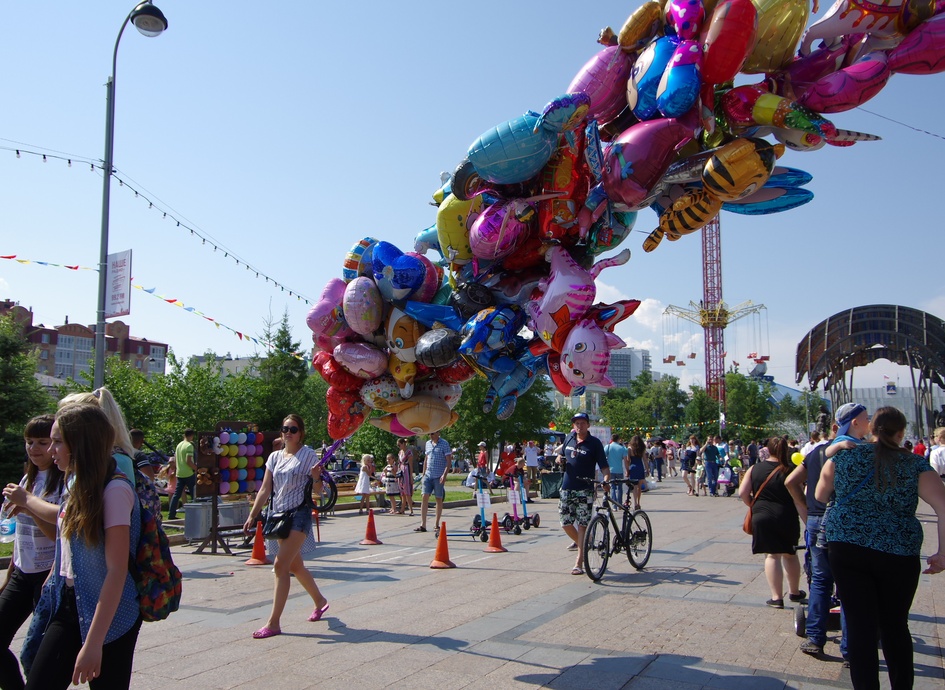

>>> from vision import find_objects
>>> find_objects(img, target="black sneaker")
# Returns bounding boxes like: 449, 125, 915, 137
789, 590, 808, 603
766, 598, 784, 609
799, 640, 823, 656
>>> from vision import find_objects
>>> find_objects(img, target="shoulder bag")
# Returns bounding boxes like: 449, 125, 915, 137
743, 465, 780, 535
263, 475, 313, 539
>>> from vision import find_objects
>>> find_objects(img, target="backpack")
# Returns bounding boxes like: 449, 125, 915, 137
120, 469, 183, 622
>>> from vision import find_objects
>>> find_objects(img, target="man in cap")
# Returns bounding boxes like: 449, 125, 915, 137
556, 412, 609, 575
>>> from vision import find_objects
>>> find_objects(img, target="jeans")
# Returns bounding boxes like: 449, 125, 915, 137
25, 587, 141, 690
828, 541, 920, 690
0, 567, 48, 690
704, 461, 719, 495
609, 473, 624, 504
168, 472, 196, 518
805, 516, 847, 652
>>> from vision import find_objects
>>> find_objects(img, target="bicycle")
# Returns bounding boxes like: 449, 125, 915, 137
582, 478, 653, 581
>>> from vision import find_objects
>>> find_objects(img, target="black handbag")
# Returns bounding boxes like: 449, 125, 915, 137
262, 476, 313, 539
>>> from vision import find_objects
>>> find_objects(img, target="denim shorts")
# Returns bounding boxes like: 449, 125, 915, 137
421, 475, 445, 499
289, 506, 313, 535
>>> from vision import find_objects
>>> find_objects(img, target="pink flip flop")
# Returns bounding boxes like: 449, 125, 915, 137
308, 604, 330, 622
252, 626, 281, 639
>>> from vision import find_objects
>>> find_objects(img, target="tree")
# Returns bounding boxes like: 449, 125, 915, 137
601, 373, 688, 437
447, 374, 556, 451
724, 372, 773, 439
0, 313, 53, 485
685, 386, 719, 440
249, 311, 312, 432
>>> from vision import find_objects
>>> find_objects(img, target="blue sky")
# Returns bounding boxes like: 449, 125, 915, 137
1, 1, 943, 393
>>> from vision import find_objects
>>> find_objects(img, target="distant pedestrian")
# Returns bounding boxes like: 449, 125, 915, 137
167, 429, 196, 521
355, 454, 376, 515
396, 438, 416, 516
415, 431, 452, 534
604, 434, 629, 505
681, 436, 699, 496
626, 436, 647, 510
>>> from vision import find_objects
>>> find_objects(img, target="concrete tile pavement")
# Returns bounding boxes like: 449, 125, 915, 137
11, 476, 945, 688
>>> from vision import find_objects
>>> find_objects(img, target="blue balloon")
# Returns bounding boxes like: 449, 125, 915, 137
722, 187, 814, 215
458, 307, 526, 356
372, 241, 425, 302
467, 93, 590, 185
628, 36, 677, 120
657, 41, 702, 118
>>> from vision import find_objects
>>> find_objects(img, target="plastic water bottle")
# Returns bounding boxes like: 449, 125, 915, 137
0, 503, 14, 544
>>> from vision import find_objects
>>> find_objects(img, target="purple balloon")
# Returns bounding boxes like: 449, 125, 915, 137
567, 46, 634, 124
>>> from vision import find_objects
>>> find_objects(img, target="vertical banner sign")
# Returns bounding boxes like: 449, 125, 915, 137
105, 249, 132, 318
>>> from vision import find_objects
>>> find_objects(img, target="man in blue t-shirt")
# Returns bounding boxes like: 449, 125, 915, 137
604, 435, 629, 505
557, 412, 609, 575
700, 436, 722, 496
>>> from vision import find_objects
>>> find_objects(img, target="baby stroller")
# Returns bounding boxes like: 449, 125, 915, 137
717, 460, 741, 497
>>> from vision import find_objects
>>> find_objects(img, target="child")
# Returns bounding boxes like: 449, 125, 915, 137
355, 454, 375, 515
0, 415, 64, 690
383, 454, 401, 514
23, 403, 142, 689
695, 457, 706, 496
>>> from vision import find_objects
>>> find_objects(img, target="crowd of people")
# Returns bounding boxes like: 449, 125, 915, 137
4, 394, 945, 688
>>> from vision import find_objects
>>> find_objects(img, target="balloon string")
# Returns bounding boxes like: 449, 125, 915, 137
855, 107, 945, 141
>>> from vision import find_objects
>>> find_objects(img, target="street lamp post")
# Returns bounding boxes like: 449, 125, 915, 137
94, 1, 168, 389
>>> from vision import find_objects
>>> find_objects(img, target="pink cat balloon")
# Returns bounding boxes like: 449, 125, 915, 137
560, 319, 626, 388
526, 246, 631, 351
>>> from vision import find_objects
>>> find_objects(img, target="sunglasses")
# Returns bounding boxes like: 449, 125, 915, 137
281, 426, 300, 434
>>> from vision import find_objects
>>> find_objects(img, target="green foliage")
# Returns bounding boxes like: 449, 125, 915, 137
601, 372, 688, 437
246, 311, 313, 432
723, 372, 773, 438
684, 387, 720, 440
0, 314, 53, 485
448, 374, 556, 451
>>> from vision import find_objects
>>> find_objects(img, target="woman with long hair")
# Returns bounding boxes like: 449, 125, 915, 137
626, 436, 647, 511
0, 415, 65, 690
397, 437, 415, 515
243, 414, 329, 639
23, 404, 142, 689
817, 407, 945, 689
58, 388, 136, 482
739, 438, 804, 608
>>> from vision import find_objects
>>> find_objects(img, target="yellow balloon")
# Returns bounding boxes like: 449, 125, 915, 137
742, 0, 810, 74
792, 452, 804, 466
435, 193, 480, 266
619, 1, 663, 52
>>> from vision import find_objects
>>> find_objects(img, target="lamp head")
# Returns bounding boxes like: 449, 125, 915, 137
131, 1, 168, 38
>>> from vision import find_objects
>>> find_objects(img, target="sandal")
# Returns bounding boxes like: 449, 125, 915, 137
308, 603, 330, 622
252, 626, 281, 639
413, 526, 427, 532
571, 567, 584, 575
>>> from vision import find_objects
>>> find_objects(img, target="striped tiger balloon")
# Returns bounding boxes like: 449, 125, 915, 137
702, 137, 784, 202
643, 189, 722, 252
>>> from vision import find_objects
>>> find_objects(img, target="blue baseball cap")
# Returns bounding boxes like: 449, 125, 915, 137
571, 412, 590, 423
836, 403, 867, 437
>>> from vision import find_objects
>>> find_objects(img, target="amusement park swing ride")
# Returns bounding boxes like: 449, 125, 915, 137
662, 215, 769, 407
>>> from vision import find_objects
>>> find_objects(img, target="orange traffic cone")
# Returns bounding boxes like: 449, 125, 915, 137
245, 522, 271, 566
484, 513, 507, 553
430, 521, 456, 569
360, 508, 383, 545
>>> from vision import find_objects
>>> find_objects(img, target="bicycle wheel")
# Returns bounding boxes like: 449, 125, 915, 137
625, 510, 652, 570
317, 476, 338, 513
583, 514, 610, 581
